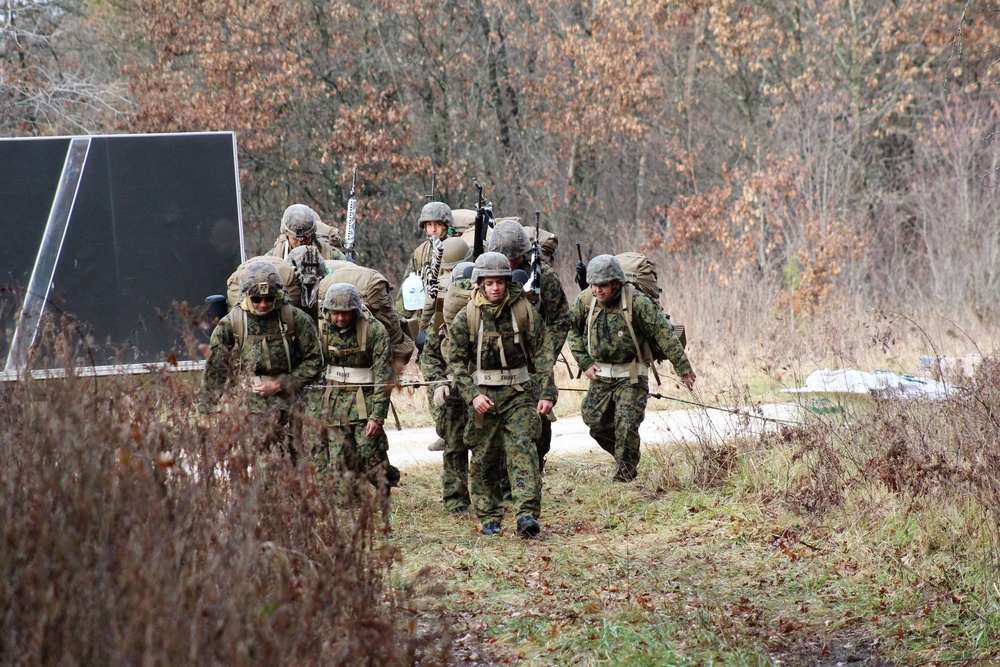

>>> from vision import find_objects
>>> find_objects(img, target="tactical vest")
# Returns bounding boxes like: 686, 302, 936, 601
317, 311, 374, 419
229, 303, 297, 375
465, 291, 536, 386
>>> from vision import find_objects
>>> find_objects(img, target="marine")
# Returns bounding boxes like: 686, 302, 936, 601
419, 252, 475, 515
202, 260, 324, 463
447, 252, 556, 538
487, 219, 571, 475
310, 283, 400, 492
267, 204, 346, 262
567, 254, 696, 481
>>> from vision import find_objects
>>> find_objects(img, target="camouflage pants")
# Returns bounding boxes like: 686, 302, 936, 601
436, 394, 470, 512
499, 414, 551, 498
314, 423, 400, 490
464, 390, 542, 524
582, 377, 649, 480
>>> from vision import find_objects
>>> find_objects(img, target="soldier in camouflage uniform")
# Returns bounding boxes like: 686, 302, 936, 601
202, 260, 324, 464
268, 204, 346, 262
447, 253, 556, 538
395, 201, 458, 321
488, 219, 571, 474
568, 255, 696, 482
311, 283, 400, 491
419, 258, 475, 514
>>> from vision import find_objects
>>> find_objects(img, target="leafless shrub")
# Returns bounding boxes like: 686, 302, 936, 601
0, 329, 448, 666
785, 356, 1000, 553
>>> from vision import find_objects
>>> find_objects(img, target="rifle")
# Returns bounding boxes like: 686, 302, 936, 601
524, 210, 542, 296
575, 242, 588, 290
343, 167, 358, 261
424, 236, 445, 302
425, 171, 436, 202
472, 177, 494, 258
525, 210, 549, 321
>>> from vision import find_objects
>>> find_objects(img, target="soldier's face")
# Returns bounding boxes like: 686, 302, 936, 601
424, 221, 448, 239
481, 277, 508, 303
591, 281, 621, 303
250, 294, 277, 315
328, 310, 355, 329
507, 255, 523, 270
288, 234, 313, 248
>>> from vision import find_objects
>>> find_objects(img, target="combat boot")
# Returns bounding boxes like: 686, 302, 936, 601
481, 521, 502, 536
516, 516, 540, 539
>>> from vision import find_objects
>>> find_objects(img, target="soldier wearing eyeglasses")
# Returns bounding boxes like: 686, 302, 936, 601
201, 260, 324, 464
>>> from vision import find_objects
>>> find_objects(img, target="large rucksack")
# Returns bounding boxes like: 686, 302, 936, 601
616, 252, 660, 303
614, 252, 685, 349
226, 256, 302, 309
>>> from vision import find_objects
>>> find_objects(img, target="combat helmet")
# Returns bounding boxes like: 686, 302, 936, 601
286, 244, 325, 282
441, 237, 473, 270
287, 245, 325, 308
240, 260, 286, 314
586, 254, 626, 285
418, 201, 454, 231
452, 261, 475, 282
471, 251, 512, 284
323, 282, 364, 314
487, 219, 530, 259
281, 204, 320, 240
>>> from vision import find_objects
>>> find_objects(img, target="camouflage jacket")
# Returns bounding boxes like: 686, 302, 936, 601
202, 302, 324, 412
447, 283, 557, 405
316, 314, 392, 425
568, 286, 692, 377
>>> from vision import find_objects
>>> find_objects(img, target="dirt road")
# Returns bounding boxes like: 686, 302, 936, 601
387, 402, 803, 469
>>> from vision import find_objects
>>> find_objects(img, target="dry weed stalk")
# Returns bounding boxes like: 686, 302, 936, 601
0, 329, 448, 666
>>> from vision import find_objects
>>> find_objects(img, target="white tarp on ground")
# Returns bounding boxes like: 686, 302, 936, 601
783, 369, 956, 399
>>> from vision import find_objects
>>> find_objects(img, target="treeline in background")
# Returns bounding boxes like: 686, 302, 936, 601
4, 0, 999, 353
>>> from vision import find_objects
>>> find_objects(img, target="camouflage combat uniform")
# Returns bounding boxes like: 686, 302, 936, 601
395, 202, 458, 320
202, 269, 323, 463
311, 299, 399, 490
517, 261, 570, 469
447, 281, 556, 527
419, 267, 474, 513
568, 283, 691, 481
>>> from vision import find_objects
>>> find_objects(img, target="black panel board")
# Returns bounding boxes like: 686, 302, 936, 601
0, 137, 72, 359
38, 133, 241, 367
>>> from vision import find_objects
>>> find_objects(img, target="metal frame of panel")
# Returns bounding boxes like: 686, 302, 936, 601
1, 131, 244, 378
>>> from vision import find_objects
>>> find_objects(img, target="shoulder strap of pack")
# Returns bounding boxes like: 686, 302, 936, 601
511, 296, 535, 373
356, 311, 370, 352
619, 284, 647, 365
585, 285, 646, 364
465, 297, 480, 342
231, 306, 247, 350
